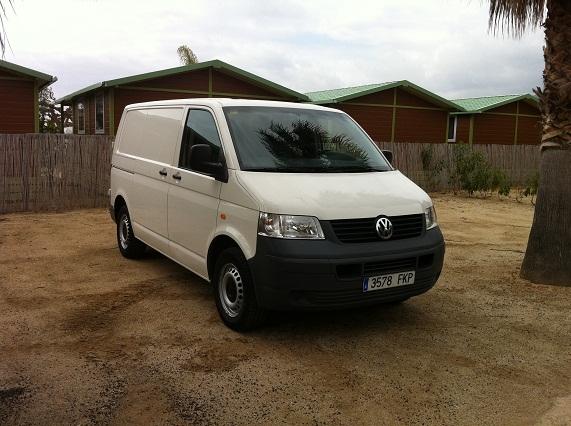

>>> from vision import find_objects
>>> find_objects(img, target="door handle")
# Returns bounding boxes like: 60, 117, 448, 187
159, 168, 167, 176
172, 172, 181, 181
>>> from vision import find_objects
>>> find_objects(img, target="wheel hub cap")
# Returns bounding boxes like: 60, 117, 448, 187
219, 264, 244, 318
119, 215, 129, 250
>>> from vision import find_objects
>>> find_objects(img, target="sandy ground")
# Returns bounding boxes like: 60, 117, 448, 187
0, 194, 570, 425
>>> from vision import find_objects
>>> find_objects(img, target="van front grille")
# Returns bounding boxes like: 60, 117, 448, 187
330, 214, 424, 243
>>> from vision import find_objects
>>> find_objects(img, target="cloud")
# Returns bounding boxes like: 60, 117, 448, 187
3, 0, 544, 99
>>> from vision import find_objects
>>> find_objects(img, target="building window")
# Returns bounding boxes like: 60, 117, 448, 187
95, 93, 104, 134
77, 102, 85, 134
447, 115, 457, 142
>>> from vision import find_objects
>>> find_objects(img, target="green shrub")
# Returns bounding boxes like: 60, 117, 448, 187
448, 143, 511, 196
523, 171, 539, 197
420, 145, 445, 190
490, 168, 511, 196
517, 171, 539, 203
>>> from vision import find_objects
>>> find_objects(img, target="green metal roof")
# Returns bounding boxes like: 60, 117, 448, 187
0, 59, 56, 88
306, 82, 396, 103
451, 94, 539, 113
56, 59, 309, 104
305, 80, 463, 111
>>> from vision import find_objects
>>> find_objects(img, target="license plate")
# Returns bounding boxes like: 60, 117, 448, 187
363, 271, 415, 292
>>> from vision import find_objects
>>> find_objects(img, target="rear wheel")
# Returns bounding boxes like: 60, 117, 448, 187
116, 205, 146, 259
213, 247, 266, 331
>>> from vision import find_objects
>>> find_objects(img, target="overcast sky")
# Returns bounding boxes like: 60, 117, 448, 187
3, 0, 544, 100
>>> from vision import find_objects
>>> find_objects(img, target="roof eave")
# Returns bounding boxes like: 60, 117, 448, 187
308, 99, 336, 105
399, 81, 466, 111
0, 60, 56, 88
450, 111, 481, 116
453, 94, 540, 113
211, 60, 310, 101
479, 94, 539, 112
308, 81, 465, 111
56, 59, 309, 104
56, 82, 105, 104
102, 61, 217, 87
330, 81, 401, 104
39, 76, 58, 90
103, 59, 310, 101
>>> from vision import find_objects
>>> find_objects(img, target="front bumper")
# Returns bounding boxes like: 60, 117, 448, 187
248, 227, 445, 310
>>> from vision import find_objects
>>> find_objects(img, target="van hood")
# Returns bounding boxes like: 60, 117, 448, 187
235, 170, 432, 220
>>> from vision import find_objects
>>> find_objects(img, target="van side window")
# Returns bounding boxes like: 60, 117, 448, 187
179, 109, 222, 171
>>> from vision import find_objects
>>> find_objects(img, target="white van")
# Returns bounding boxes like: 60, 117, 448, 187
110, 99, 444, 330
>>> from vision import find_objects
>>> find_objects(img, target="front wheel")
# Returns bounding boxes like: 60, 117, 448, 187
116, 205, 146, 259
213, 247, 266, 331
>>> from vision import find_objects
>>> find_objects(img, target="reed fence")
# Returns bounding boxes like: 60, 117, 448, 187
377, 141, 540, 191
0, 134, 113, 213
0, 134, 540, 214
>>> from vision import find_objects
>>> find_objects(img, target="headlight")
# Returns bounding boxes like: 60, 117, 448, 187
425, 205, 437, 230
258, 213, 325, 239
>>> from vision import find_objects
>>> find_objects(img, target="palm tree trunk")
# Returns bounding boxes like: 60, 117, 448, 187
520, 0, 571, 285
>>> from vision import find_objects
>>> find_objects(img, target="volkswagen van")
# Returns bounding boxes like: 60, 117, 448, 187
110, 99, 444, 330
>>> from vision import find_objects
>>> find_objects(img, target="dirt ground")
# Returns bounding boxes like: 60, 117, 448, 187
0, 194, 570, 425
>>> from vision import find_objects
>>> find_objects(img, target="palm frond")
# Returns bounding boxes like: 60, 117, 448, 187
177, 45, 198, 65
0, 0, 15, 59
0, 0, 14, 57
489, 0, 546, 36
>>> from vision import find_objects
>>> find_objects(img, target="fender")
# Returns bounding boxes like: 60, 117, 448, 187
211, 199, 259, 260
110, 166, 134, 220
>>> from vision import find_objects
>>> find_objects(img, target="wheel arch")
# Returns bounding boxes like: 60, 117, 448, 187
113, 194, 128, 222
207, 234, 249, 282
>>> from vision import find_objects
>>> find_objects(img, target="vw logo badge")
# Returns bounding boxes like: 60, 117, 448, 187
375, 217, 393, 240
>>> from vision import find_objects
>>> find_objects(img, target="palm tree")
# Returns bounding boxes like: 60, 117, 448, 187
0, 0, 14, 57
489, 0, 571, 285
177, 45, 198, 66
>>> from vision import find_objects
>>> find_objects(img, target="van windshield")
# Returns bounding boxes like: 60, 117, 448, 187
223, 106, 392, 173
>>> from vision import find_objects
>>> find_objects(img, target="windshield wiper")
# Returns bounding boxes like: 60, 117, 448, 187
243, 166, 330, 173
243, 166, 388, 173
324, 167, 387, 173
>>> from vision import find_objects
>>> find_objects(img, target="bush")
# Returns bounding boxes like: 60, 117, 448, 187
517, 171, 539, 204
490, 168, 511, 196
448, 143, 511, 196
420, 145, 445, 190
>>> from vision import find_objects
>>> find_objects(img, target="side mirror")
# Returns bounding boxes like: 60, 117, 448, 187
190, 144, 228, 182
382, 149, 393, 165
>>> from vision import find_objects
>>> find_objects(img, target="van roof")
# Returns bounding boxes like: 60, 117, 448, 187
124, 98, 341, 112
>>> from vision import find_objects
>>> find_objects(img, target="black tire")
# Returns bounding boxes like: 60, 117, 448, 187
116, 205, 146, 259
213, 247, 266, 331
